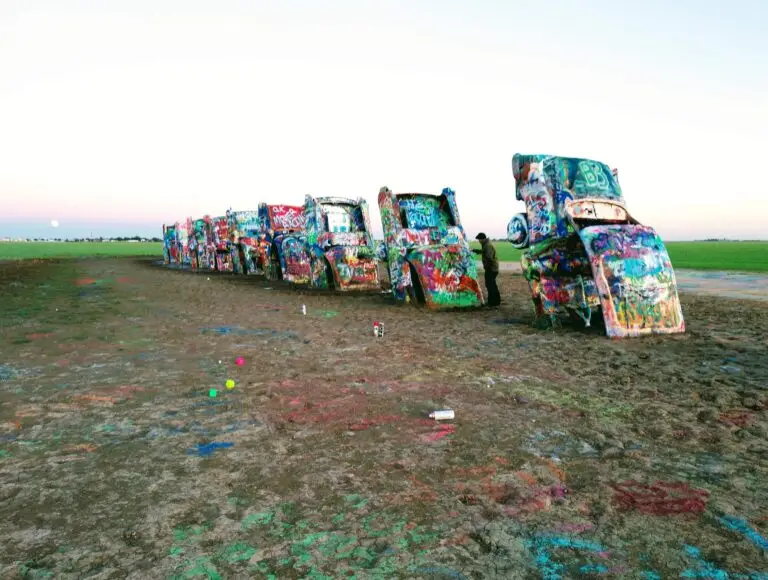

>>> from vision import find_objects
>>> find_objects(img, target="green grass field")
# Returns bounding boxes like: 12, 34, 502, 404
0, 242, 162, 260
1, 240, 766, 272
469, 241, 768, 272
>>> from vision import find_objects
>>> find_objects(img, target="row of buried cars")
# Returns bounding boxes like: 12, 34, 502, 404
162, 153, 686, 338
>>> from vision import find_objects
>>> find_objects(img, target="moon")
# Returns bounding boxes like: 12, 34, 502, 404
51, 220, 59, 228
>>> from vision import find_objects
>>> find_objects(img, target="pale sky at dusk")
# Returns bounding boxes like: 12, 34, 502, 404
1, 0, 766, 240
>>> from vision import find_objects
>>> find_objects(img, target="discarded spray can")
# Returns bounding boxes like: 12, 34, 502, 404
373, 321, 384, 337
373, 321, 380, 337
301, 304, 307, 315
429, 409, 455, 421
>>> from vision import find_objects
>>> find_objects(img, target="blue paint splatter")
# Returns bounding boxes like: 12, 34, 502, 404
717, 516, 768, 552
681, 545, 730, 580
0, 365, 17, 381
200, 326, 298, 339
525, 535, 608, 580
192, 400, 232, 408
189, 442, 234, 457
579, 564, 609, 574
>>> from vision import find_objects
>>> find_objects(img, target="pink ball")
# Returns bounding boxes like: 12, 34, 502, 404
235, 357, 245, 366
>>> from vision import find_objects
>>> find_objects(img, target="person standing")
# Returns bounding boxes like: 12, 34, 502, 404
473, 233, 500, 307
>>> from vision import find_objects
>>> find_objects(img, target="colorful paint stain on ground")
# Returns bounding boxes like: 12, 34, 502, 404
3, 258, 768, 578
200, 326, 299, 339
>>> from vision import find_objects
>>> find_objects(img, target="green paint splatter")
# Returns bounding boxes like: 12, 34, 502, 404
429, 290, 481, 307
315, 310, 338, 318
17, 562, 54, 579
173, 523, 210, 542
169, 547, 185, 558
344, 494, 369, 509
242, 511, 274, 530
0, 450, 11, 459
218, 542, 256, 564
172, 556, 221, 580
233, 497, 443, 576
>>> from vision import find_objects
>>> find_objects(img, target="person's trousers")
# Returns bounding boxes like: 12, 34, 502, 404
484, 270, 501, 306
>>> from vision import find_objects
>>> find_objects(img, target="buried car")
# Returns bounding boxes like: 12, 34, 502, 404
256, 203, 307, 282
227, 209, 262, 275
174, 220, 192, 268
509, 153, 684, 338
187, 216, 217, 272
294, 195, 380, 290
378, 186, 484, 308
162, 223, 179, 265
211, 215, 234, 272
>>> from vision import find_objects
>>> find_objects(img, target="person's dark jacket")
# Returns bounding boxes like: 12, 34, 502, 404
473, 242, 499, 273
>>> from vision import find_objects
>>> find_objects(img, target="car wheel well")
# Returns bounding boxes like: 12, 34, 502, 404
406, 261, 425, 305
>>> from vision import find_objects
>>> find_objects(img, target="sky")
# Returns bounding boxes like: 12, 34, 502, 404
1, 0, 766, 240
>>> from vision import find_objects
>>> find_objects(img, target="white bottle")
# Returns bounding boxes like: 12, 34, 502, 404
429, 409, 455, 421
301, 304, 307, 315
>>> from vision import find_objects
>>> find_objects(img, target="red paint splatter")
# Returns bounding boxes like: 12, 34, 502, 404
26, 332, 56, 340
515, 471, 538, 486
718, 409, 755, 427
348, 415, 402, 431
423, 424, 455, 442
610, 481, 709, 515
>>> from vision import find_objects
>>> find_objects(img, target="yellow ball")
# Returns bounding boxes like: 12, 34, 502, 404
225, 379, 235, 390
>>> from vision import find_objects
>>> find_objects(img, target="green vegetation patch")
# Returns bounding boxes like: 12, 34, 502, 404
0, 242, 162, 260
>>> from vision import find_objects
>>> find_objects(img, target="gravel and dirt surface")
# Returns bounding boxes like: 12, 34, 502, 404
495, 262, 768, 303
1, 257, 767, 579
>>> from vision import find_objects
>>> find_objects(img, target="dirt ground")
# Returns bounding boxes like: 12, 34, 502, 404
0, 258, 766, 579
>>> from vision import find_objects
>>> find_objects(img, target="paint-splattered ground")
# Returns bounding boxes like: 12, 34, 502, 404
1, 258, 767, 579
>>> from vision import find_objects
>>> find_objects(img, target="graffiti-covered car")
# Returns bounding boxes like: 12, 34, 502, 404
162, 224, 178, 265
289, 195, 381, 291
378, 186, 484, 308
188, 216, 217, 272
510, 153, 685, 338
175, 220, 192, 268
256, 203, 307, 282
211, 215, 234, 272
227, 209, 262, 275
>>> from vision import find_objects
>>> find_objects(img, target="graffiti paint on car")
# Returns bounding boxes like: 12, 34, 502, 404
300, 195, 380, 291
227, 209, 262, 275
175, 220, 192, 267
509, 153, 685, 337
162, 224, 179, 265
378, 186, 483, 309
211, 215, 234, 272
188, 216, 216, 272
256, 204, 307, 282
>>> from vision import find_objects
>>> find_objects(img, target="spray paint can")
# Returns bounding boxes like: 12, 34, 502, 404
301, 304, 307, 315
373, 321, 380, 337
373, 321, 384, 337
428, 409, 455, 421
